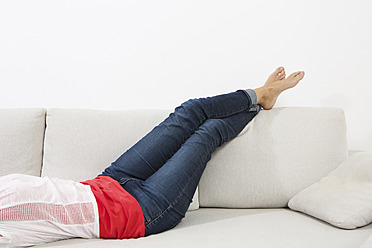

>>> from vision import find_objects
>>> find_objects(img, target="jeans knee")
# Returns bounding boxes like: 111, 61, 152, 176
195, 119, 225, 143
172, 98, 204, 123
180, 98, 202, 112
202, 119, 224, 131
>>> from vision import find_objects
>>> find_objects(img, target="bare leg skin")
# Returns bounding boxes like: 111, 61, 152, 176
255, 69, 305, 110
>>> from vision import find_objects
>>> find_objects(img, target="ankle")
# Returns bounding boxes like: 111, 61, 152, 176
254, 86, 270, 106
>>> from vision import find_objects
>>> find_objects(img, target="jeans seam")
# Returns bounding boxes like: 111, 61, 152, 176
145, 205, 172, 229
168, 150, 206, 217
119, 177, 133, 184
211, 105, 247, 119
133, 148, 157, 173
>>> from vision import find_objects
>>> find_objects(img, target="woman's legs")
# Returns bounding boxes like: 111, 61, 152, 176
101, 67, 305, 236
123, 109, 259, 236
100, 89, 258, 182
100, 67, 305, 182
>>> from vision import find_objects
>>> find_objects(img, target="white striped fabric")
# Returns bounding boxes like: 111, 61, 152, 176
0, 174, 99, 247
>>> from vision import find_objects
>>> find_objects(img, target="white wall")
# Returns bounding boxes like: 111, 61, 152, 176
0, 0, 371, 152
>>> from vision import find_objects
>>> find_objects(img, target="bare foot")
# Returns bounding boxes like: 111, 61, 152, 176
265, 67, 286, 85
254, 71, 305, 110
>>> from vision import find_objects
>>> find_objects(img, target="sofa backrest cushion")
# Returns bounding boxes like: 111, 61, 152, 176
42, 107, 347, 209
42, 109, 170, 181
198, 107, 348, 208
0, 108, 46, 177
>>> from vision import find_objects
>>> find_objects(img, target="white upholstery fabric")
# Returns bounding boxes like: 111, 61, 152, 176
199, 107, 348, 208
42, 109, 199, 210
0, 108, 46, 177
34, 208, 372, 248
289, 152, 372, 229
359, 234, 372, 248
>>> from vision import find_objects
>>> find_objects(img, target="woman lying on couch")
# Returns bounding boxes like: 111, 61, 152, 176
0, 67, 305, 247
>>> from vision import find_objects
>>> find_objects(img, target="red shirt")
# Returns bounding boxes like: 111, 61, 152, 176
81, 176, 145, 239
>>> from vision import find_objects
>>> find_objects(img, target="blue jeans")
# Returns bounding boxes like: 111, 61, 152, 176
99, 90, 260, 236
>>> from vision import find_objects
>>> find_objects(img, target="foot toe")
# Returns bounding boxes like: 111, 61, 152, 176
276, 67, 284, 74
295, 71, 305, 78
290, 71, 305, 83
265, 67, 286, 85
289, 71, 301, 78
297, 71, 305, 79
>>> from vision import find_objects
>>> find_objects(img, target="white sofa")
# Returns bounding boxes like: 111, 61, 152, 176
1, 107, 372, 248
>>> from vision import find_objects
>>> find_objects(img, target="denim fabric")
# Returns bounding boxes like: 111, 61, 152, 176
243, 88, 262, 112
244, 89, 258, 105
99, 90, 260, 236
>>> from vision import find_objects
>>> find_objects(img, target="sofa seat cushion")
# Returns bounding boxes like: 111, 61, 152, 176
34, 208, 372, 248
0, 108, 46, 177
